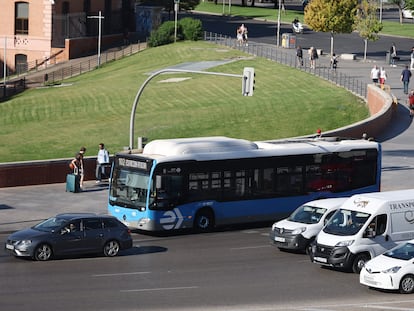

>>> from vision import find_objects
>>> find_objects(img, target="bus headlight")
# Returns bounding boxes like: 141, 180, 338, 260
138, 218, 150, 225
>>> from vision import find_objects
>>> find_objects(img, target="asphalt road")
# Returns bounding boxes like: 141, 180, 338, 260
2, 229, 414, 311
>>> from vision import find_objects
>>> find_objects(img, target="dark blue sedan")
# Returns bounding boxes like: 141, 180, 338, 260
5, 213, 133, 261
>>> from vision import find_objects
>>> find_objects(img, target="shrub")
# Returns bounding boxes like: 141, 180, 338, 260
179, 17, 203, 41
148, 21, 183, 47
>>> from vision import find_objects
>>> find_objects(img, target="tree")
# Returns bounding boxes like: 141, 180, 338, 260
407, 0, 414, 10
304, 0, 358, 56
388, 0, 405, 24
354, 0, 383, 61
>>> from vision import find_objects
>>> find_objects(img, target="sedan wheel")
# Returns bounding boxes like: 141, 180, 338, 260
103, 240, 120, 257
399, 275, 414, 294
34, 244, 53, 261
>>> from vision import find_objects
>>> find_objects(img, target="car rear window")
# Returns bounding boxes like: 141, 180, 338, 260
103, 219, 119, 228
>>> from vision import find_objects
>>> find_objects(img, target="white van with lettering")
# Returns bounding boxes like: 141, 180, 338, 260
270, 198, 347, 253
309, 189, 414, 273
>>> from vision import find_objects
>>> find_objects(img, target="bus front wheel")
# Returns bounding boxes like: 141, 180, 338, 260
194, 209, 214, 232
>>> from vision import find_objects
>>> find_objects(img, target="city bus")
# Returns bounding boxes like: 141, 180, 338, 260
107, 136, 381, 232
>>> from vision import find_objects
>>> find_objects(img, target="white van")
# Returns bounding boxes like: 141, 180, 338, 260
309, 189, 414, 273
270, 198, 348, 252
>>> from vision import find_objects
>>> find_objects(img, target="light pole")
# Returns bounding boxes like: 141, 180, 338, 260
3, 37, 6, 97
174, 0, 180, 43
276, 0, 281, 47
379, 0, 383, 23
88, 11, 104, 67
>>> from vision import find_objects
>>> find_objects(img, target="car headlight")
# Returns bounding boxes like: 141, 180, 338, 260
271, 223, 278, 231
383, 266, 401, 274
335, 240, 354, 247
15, 240, 32, 250
292, 227, 306, 235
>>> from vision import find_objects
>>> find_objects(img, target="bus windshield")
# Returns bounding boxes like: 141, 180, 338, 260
323, 209, 370, 236
109, 168, 153, 209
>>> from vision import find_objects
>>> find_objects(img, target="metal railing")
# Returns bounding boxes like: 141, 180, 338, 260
203, 31, 367, 99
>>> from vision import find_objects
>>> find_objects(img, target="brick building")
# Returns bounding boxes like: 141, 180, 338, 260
0, 0, 135, 76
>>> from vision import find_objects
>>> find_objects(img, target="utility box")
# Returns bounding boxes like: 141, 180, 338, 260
281, 33, 296, 49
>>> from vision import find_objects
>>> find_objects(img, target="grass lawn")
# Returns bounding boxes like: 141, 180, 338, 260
0, 41, 368, 163
195, 2, 414, 39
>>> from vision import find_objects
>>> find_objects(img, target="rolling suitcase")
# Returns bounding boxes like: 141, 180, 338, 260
66, 173, 80, 193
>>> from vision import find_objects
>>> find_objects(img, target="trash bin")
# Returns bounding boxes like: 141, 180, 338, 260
281, 33, 296, 49
385, 51, 390, 65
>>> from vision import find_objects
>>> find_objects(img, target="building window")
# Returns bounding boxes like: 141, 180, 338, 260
15, 2, 29, 35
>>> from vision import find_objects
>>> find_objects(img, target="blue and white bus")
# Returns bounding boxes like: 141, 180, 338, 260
108, 136, 381, 232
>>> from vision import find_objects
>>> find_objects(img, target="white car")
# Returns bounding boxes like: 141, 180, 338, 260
403, 9, 413, 19
269, 198, 347, 252
360, 239, 414, 294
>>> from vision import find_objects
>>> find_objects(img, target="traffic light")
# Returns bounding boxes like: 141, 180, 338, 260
242, 67, 255, 96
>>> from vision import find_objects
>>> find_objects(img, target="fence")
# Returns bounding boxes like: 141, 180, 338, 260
1, 42, 144, 100
203, 32, 367, 99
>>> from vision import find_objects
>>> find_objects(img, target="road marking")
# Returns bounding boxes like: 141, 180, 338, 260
92, 271, 151, 277
230, 245, 271, 250
120, 286, 198, 293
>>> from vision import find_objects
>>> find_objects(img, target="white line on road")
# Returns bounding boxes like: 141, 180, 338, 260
120, 286, 199, 293
92, 271, 151, 277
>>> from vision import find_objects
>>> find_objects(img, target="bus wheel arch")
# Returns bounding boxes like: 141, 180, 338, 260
194, 208, 215, 232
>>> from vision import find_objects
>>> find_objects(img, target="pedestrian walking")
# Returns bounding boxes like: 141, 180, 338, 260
330, 53, 338, 71
309, 47, 318, 69
408, 89, 414, 117
296, 46, 303, 67
390, 42, 397, 67
379, 67, 387, 90
410, 47, 414, 71
401, 65, 412, 95
370, 65, 380, 85
96, 143, 110, 183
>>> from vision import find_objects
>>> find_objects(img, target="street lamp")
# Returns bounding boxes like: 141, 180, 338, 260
88, 11, 104, 67
174, 0, 180, 43
276, 0, 281, 47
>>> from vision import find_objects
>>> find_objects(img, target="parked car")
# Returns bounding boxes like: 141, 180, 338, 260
5, 213, 133, 261
360, 239, 414, 294
402, 9, 413, 19
269, 198, 347, 253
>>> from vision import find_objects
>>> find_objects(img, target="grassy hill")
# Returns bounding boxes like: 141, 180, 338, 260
0, 41, 368, 163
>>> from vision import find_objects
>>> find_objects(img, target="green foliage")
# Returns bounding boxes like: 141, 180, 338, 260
148, 18, 202, 47
179, 17, 203, 40
304, 0, 358, 34
406, 0, 414, 11
354, 0, 383, 41
148, 21, 182, 47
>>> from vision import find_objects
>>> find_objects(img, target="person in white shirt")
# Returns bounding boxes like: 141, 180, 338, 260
370, 65, 380, 85
96, 143, 109, 183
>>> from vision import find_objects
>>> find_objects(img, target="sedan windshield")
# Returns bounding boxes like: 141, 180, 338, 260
288, 205, 327, 224
323, 209, 370, 236
33, 217, 68, 232
384, 242, 414, 261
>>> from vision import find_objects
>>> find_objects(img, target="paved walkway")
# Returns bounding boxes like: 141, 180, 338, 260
1, 24, 414, 234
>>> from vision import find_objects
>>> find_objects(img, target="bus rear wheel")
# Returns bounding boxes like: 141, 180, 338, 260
194, 209, 214, 232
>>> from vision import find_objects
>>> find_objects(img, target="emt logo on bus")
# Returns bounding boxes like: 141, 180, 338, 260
160, 208, 183, 230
